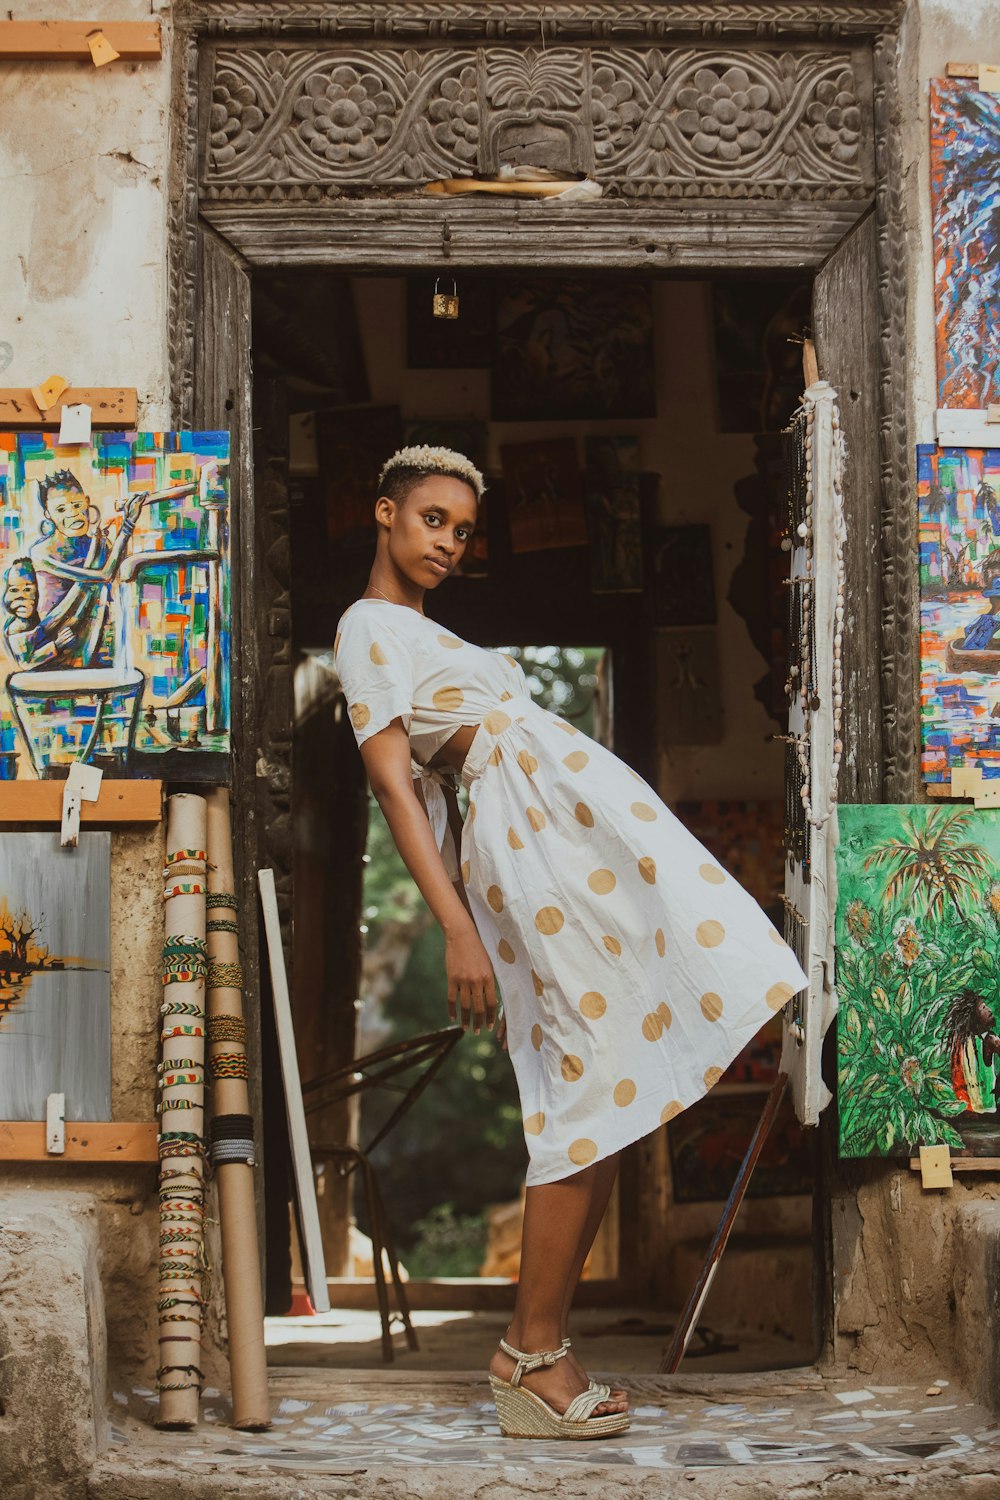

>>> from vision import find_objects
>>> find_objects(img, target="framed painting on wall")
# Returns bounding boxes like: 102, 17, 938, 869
499, 439, 588, 554
646, 522, 716, 628
0, 832, 111, 1121
583, 436, 644, 594
668, 1090, 812, 1202
0, 431, 230, 782
836, 804, 1000, 1160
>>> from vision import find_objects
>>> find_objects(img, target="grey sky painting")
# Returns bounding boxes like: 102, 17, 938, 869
0, 832, 111, 1121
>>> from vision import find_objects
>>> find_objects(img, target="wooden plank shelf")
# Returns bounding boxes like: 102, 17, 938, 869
0, 387, 138, 429
0, 23, 161, 61
0, 780, 162, 826
0, 1120, 158, 1163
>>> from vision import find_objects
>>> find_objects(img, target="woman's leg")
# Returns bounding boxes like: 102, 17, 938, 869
489, 1163, 626, 1416
560, 1153, 626, 1402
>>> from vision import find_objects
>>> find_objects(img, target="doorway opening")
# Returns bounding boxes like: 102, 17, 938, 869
256, 266, 819, 1374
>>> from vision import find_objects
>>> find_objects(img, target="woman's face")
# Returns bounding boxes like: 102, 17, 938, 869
382, 475, 477, 588
45, 487, 90, 538
3, 574, 37, 620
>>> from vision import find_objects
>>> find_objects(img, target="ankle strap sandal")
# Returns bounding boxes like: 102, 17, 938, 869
490, 1338, 630, 1440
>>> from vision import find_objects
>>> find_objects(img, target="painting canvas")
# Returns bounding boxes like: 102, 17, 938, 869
0, 432, 230, 782
656, 627, 723, 746
500, 439, 588, 554
583, 437, 643, 593
711, 280, 811, 433
492, 278, 656, 422
918, 443, 1000, 783
0, 833, 110, 1121
836, 804, 1000, 1160
668, 1091, 812, 1202
930, 80, 1000, 410
647, 523, 717, 627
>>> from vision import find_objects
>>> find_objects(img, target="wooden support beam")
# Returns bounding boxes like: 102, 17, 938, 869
909, 1156, 1000, 1173
0, 388, 137, 429
0, 1120, 158, 1163
0, 22, 161, 61
0, 779, 162, 826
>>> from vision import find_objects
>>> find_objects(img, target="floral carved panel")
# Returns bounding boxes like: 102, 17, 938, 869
201, 43, 873, 200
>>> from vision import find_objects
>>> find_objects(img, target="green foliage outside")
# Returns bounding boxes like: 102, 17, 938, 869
836, 807, 1000, 1158
357, 645, 604, 1268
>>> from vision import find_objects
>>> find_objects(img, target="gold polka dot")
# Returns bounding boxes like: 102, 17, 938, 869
524, 1111, 545, 1135
483, 709, 511, 735
699, 863, 726, 885
641, 1002, 673, 1041
500, 690, 513, 702
638, 856, 657, 884
563, 750, 590, 772
704, 1065, 724, 1090
631, 801, 657, 822
614, 1079, 637, 1107
350, 702, 371, 730
766, 981, 796, 1011
498, 938, 516, 964
654, 927, 666, 957
487, 884, 504, 912
507, 826, 524, 850
554, 719, 579, 735
460, 860, 470, 884
696, 919, 725, 948
602, 934, 622, 957
561, 1054, 585, 1083
504, 653, 518, 668
535, 906, 564, 935
433, 685, 465, 711
700, 991, 724, 1022
438, 633, 463, 650
768, 928, 788, 947
369, 640, 388, 665
531, 969, 545, 997
487, 745, 504, 767
526, 806, 547, 831
574, 802, 594, 827
579, 991, 607, 1019
660, 1100, 683, 1125
531, 1023, 544, 1049
517, 750, 539, 776
588, 868, 616, 895
568, 1138, 597, 1167
334, 631, 342, 655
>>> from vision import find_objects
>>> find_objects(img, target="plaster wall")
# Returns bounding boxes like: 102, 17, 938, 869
0, 0, 181, 1402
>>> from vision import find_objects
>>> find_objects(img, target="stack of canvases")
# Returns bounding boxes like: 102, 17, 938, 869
835, 71, 1000, 1168
0, 428, 267, 1428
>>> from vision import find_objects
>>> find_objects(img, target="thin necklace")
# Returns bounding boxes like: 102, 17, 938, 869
364, 583, 423, 614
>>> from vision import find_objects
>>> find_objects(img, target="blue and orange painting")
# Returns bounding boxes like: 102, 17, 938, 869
919, 443, 1000, 784
0, 431, 230, 781
931, 79, 1000, 410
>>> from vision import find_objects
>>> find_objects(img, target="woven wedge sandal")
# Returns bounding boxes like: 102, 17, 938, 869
489, 1337, 630, 1439
561, 1337, 626, 1406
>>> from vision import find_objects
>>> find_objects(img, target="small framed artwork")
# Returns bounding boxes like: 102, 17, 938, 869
499, 438, 588, 554
647, 523, 717, 627
656, 627, 723, 745
406, 276, 494, 370
314, 405, 403, 544
583, 436, 643, 594
493, 278, 656, 422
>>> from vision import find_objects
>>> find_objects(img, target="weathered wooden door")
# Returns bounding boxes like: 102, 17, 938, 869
780, 215, 881, 1128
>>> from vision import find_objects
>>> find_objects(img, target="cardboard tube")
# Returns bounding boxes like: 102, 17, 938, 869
156, 793, 207, 1431
206, 788, 270, 1431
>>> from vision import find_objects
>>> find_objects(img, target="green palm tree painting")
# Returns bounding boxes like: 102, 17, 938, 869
836, 805, 1000, 1159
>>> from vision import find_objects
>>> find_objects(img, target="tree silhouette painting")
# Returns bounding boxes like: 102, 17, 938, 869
837, 806, 1000, 1159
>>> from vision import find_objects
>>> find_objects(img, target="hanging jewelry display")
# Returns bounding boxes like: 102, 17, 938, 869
205, 788, 270, 1431
155, 794, 208, 1430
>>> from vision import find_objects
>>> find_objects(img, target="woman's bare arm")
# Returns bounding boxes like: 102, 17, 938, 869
362, 721, 497, 1032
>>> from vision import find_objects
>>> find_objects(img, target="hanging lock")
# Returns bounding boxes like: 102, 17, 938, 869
432, 277, 459, 320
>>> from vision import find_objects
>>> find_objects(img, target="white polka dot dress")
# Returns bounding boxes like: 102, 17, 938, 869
333, 600, 809, 1187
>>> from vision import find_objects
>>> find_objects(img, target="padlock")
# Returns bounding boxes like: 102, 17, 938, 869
432, 276, 459, 319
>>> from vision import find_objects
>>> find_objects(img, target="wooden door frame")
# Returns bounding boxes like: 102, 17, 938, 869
174, 0, 914, 1327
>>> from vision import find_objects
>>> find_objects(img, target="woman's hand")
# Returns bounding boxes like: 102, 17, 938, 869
445, 924, 497, 1035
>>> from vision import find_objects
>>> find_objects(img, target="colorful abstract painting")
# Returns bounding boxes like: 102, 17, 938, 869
836, 805, 1000, 1160
931, 80, 1000, 410
668, 1091, 812, 1202
0, 431, 230, 781
0, 833, 110, 1121
918, 443, 1000, 783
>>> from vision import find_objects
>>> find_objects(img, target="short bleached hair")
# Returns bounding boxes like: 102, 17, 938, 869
377, 445, 486, 503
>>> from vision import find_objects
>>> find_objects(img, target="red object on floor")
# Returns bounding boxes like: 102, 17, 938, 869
285, 1288, 316, 1316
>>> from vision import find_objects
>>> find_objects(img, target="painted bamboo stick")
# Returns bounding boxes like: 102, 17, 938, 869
155, 793, 208, 1429
206, 788, 270, 1430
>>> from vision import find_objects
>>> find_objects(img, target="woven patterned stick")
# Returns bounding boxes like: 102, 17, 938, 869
206, 788, 270, 1430
156, 794, 208, 1430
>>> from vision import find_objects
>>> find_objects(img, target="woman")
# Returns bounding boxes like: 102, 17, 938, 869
334, 445, 809, 1441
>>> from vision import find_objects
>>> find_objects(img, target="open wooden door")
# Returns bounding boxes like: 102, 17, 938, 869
780, 214, 880, 1128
